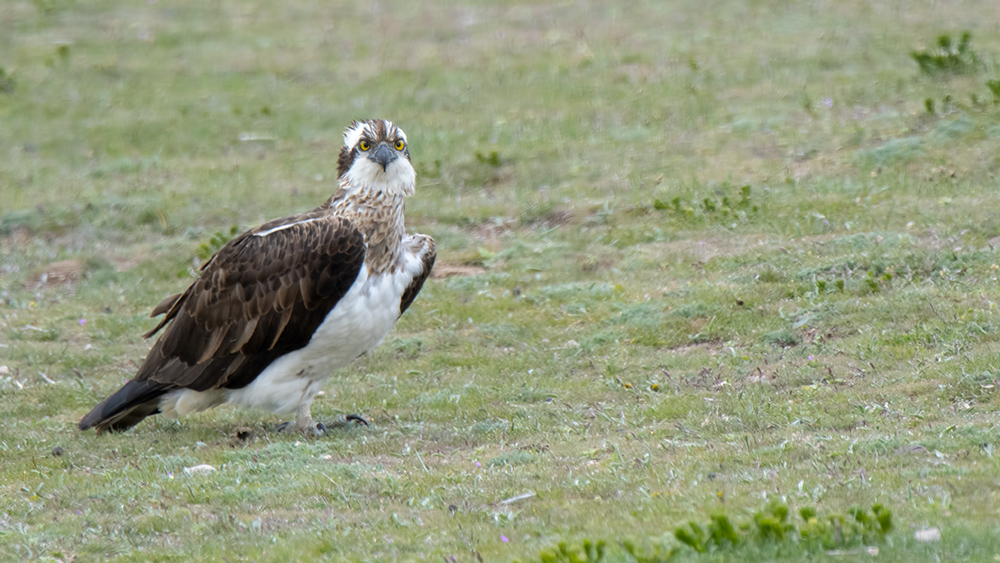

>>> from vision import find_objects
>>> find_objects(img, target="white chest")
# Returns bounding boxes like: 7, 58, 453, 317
300, 263, 410, 368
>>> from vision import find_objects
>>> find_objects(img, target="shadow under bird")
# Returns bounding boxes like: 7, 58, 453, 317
79, 119, 436, 435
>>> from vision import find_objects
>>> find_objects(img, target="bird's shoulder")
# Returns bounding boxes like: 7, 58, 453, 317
148, 207, 365, 332
247, 206, 352, 239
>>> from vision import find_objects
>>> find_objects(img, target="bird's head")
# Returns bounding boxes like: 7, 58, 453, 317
337, 119, 416, 197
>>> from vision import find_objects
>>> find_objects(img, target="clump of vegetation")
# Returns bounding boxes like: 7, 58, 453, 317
856, 136, 923, 167
621, 540, 678, 563
518, 540, 606, 563
671, 502, 892, 554
519, 503, 892, 562
195, 225, 240, 262
417, 158, 442, 178
763, 328, 800, 347
862, 268, 894, 293
988, 79, 1000, 103
911, 32, 981, 75
654, 185, 758, 219
799, 504, 893, 549
475, 150, 503, 167
912, 32, 1000, 111
0, 67, 15, 94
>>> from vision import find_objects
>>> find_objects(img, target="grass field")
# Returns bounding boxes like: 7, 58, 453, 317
3, 0, 1000, 561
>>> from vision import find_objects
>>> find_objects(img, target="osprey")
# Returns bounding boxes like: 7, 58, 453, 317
79, 119, 435, 435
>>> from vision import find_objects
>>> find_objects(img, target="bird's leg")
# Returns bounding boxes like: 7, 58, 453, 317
346, 414, 369, 426
276, 384, 369, 434
275, 384, 326, 436
313, 412, 369, 432
295, 400, 327, 436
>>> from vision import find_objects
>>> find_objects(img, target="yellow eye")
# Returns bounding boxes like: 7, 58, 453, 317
394, 140, 405, 151
359, 140, 370, 151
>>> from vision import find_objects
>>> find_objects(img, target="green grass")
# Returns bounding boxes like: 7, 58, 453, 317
3, 0, 1000, 561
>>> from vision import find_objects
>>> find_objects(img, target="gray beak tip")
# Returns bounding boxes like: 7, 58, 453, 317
371, 144, 396, 171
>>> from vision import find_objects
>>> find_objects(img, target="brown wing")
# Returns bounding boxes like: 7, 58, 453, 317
79, 211, 365, 431
142, 211, 366, 389
399, 235, 436, 316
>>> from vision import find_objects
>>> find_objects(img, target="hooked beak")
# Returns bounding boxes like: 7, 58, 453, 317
369, 143, 397, 171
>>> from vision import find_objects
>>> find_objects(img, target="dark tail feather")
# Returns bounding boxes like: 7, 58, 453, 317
79, 380, 171, 433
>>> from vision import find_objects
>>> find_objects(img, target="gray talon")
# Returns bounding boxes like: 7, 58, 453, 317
346, 414, 369, 426
276, 415, 366, 434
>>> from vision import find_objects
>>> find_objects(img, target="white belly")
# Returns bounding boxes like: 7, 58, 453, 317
225, 263, 409, 413
160, 258, 421, 418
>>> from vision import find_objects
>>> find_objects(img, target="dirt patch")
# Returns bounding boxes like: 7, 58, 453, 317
529, 208, 575, 229
640, 235, 774, 262
107, 245, 152, 272
431, 262, 487, 279
666, 343, 722, 357
31, 259, 85, 287
465, 217, 515, 242
578, 251, 617, 272
640, 233, 860, 263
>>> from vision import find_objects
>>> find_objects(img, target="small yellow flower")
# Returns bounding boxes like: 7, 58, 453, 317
623, 382, 633, 389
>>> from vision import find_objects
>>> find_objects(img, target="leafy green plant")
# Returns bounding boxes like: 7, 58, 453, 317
673, 521, 708, 553
750, 501, 795, 542
855, 504, 894, 542
911, 32, 981, 75
653, 185, 757, 219
799, 504, 892, 549
475, 150, 503, 167
516, 540, 606, 563
0, 67, 15, 94
195, 225, 240, 262
763, 328, 800, 347
673, 513, 743, 552
987, 79, 1000, 103
862, 268, 893, 293
522, 503, 893, 562
621, 540, 679, 562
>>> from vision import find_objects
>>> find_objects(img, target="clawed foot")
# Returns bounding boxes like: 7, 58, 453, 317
276, 420, 327, 436
347, 414, 369, 426
275, 414, 368, 436
321, 413, 370, 431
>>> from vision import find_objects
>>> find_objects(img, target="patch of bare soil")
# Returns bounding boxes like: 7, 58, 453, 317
639, 235, 774, 262
31, 259, 84, 287
431, 263, 487, 279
